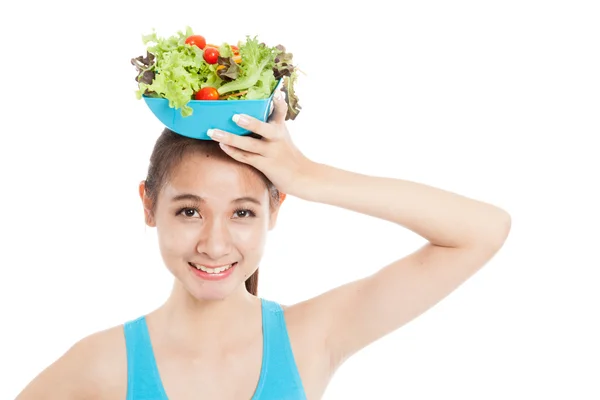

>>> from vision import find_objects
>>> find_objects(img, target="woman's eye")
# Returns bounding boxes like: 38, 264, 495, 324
181, 208, 200, 218
234, 209, 255, 218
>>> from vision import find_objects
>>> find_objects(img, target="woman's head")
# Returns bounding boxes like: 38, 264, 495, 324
139, 128, 282, 300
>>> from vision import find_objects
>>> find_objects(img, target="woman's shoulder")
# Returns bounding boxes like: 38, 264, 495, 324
64, 324, 129, 397
80, 322, 129, 368
16, 322, 129, 399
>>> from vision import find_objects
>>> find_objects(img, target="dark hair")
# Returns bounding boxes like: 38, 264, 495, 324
144, 128, 281, 295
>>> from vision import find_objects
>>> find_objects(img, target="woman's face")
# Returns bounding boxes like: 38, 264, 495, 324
143, 151, 278, 301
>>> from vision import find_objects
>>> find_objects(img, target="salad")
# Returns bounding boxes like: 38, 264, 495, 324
131, 27, 301, 120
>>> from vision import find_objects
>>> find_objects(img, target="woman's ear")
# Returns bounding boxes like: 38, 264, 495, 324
138, 181, 156, 227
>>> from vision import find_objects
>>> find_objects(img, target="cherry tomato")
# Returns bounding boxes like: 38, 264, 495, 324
203, 47, 219, 64
185, 35, 206, 49
195, 87, 219, 100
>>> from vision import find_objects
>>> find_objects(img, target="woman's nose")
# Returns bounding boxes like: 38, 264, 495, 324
196, 219, 233, 260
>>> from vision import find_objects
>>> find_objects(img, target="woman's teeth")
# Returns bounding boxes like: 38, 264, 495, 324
191, 263, 234, 274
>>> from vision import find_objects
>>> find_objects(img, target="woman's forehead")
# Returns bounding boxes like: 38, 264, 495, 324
164, 153, 268, 199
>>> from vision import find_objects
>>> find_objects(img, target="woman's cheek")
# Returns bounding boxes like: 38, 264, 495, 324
231, 223, 267, 251
160, 221, 201, 252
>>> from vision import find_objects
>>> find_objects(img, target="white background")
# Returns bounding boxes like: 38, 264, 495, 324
1, 0, 598, 399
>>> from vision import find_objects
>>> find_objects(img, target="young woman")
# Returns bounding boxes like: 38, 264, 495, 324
16, 89, 511, 399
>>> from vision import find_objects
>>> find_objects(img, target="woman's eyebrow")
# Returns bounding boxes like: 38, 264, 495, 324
232, 196, 262, 206
171, 193, 204, 203
170, 193, 262, 206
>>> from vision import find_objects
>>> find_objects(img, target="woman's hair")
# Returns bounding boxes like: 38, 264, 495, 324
143, 128, 281, 295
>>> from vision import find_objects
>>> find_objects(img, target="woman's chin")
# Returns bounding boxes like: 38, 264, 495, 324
184, 279, 245, 302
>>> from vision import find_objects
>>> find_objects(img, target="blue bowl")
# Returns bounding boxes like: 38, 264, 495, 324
143, 80, 281, 140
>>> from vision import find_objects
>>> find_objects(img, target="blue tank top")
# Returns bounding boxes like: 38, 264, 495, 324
123, 298, 307, 399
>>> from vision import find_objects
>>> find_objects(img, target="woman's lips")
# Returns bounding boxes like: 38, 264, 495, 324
188, 262, 238, 280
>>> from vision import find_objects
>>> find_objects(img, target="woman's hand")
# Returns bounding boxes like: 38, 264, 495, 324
206, 89, 316, 197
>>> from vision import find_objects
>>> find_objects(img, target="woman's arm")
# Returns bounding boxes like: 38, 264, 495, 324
295, 162, 511, 363
300, 162, 510, 248
16, 341, 92, 399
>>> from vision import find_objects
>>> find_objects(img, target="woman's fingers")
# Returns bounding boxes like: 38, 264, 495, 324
268, 89, 288, 124
217, 143, 263, 167
231, 113, 277, 140
231, 89, 288, 139
207, 87, 290, 166
207, 128, 265, 156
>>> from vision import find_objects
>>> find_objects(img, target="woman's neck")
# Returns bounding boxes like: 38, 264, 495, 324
148, 282, 262, 349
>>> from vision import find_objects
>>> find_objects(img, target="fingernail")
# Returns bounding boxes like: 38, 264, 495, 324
207, 129, 223, 139
233, 114, 249, 126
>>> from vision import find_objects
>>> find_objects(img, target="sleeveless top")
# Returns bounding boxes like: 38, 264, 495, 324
122, 298, 307, 399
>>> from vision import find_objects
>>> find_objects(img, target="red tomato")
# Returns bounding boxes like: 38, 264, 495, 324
195, 87, 219, 100
185, 35, 206, 49
203, 47, 219, 64
231, 45, 240, 55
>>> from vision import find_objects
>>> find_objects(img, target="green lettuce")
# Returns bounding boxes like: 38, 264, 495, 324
216, 36, 277, 95
131, 28, 301, 119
